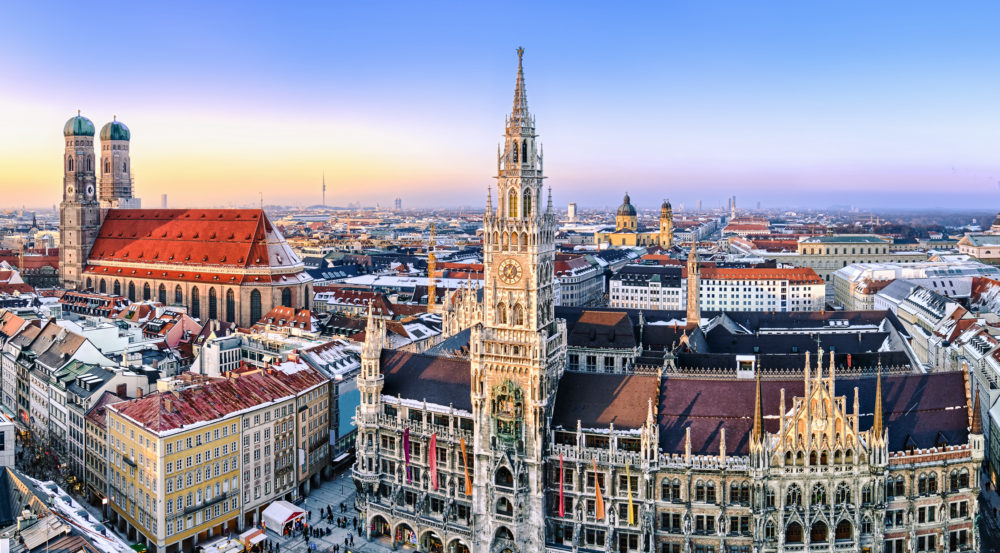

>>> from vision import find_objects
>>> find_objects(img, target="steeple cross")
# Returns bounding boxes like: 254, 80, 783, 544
517, 46, 524, 62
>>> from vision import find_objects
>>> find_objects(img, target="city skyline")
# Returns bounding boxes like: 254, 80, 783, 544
3, 1, 1000, 209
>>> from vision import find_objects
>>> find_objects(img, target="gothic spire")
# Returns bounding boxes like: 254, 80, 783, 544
873, 366, 884, 438
971, 389, 982, 434
510, 46, 530, 131
751, 369, 764, 444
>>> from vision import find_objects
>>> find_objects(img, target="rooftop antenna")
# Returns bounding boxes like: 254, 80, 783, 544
322, 172, 327, 207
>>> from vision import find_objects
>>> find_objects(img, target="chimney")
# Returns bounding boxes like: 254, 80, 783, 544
136, 388, 143, 398
116, 383, 127, 397
164, 397, 173, 412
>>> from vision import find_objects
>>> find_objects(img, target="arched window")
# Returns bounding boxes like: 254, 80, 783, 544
511, 142, 518, 163
175, 285, 183, 305
661, 478, 681, 501
68, 157, 73, 172
861, 484, 872, 505
522, 189, 532, 217
705, 481, 716, 503
508, 189, 518, 218
127, 282, 136, 301
104, 160, 110, 173
927, 473, 937, 494
496, 303, 507, 325
835, 482, 851, 504
123, 161, 127, 173
142, 283, 151, 301
786, 484, 801, 506
695, 481, 706, 502
861, 517, 872, 535
520, 232, 528, 248
812, 483, 827, 505
494, 467, 513, 488
208, 288, 217, 320
226, 290, 236, 323
99, 280, 107, 293
113, 281, 121, 296
87, 156, 92, 171
764, 521, 776, 540
191, 287, 200, 318
810, 521, 828, 543
835, 520, 852, 541
495, 497, 513, 516
158, 284, 166, 304
512, 303, 524, 326
959, 469, 970, 489
281, 288, 292, 308
786, 522, 803, 544
85, 278, 92, 290
250, 289, 262, 323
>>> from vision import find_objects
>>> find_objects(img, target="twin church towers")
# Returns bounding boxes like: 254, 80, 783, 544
59, 112, 140, 288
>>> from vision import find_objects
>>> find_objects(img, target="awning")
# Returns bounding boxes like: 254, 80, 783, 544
261, 500, 306, 532
239, 529, 266, 546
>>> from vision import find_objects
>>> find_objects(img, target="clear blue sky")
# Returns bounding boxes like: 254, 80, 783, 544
1, 1, 998, 209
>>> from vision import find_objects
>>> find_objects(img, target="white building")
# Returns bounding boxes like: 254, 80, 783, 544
608, 265, 684, 310
700, 267, 826, 312
833, 260, 1000, 310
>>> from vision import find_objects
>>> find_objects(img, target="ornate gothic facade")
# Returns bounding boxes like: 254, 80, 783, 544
352, 51, 983, 553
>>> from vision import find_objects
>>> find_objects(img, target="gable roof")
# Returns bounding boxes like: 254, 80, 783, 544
87, 209, 302, 271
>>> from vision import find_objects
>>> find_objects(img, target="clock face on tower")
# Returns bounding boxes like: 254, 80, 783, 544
85, 185, 95, 198
498, 258, 522, 285
66, 185, 74, 196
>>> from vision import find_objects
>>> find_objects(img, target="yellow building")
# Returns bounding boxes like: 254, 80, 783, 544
105, 365, 330, 553
595, 194, 674, 248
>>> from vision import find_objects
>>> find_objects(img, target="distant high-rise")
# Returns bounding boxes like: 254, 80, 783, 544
394, 198, 402, 210
322, 173, 326, 206
567, 202, 576, 221
161, 194, 167, 209
697, 199, 702, 212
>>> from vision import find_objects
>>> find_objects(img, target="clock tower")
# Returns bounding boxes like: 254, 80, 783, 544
59, 112, 101, 290
470, 48, 566, 553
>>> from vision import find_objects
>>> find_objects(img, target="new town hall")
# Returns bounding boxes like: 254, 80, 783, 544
352, 51, 984, 553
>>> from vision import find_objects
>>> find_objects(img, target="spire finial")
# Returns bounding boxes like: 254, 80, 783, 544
77, 109, 81, 116
113, 114, 117, 121
517, 46, 524, 63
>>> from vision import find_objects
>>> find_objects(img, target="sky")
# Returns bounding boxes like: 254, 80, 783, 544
1, 1, 999, 210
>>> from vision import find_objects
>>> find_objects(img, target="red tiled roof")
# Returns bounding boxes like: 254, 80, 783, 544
700, 267, 823, 284
0, 283, 33, 294
254, 306, 315, 331
110, 365, 327, 433
87, 209, 302, 270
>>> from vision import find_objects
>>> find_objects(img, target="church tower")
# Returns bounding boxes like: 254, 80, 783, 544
59, 112, 101, 290
686, 240, 700, 327
470, 48, 566, 553
99, 117, 137, 209
659, 198, 674, 248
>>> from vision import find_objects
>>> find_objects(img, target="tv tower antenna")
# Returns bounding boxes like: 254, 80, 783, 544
322, 172, 327, 207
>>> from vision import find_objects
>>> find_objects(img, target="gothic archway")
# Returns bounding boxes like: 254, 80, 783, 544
281, 288, 292, 308
158, 284, 166, 304
226, 289, 236, 323
786, 522, 803, 543
810, 521, 828, 543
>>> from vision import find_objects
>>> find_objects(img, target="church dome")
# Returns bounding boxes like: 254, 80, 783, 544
63, 112, 95, 137
100, 118, 131, 141
662, 199, 672, 210
617, 193, 637, 217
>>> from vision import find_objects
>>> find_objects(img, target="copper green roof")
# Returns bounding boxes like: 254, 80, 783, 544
617, 193, 637, 217
100, 119, 130, 141
63, 112, 95, 137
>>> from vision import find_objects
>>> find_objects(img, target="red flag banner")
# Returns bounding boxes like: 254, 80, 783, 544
429, 433, 438, 490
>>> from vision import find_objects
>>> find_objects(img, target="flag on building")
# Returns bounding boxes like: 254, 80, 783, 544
403, 428, 411, 483
429, 433, 438, 490
460, 437, 472, 496
626, 463, 634, 526
558, 454, 564, 517
593, 458, 605, 521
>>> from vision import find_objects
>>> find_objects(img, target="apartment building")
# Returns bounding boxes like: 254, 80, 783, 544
699, 267, 825, 312
608, 265, 683, 310
105, 364, 329, 553
833, 261, 1000, 310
